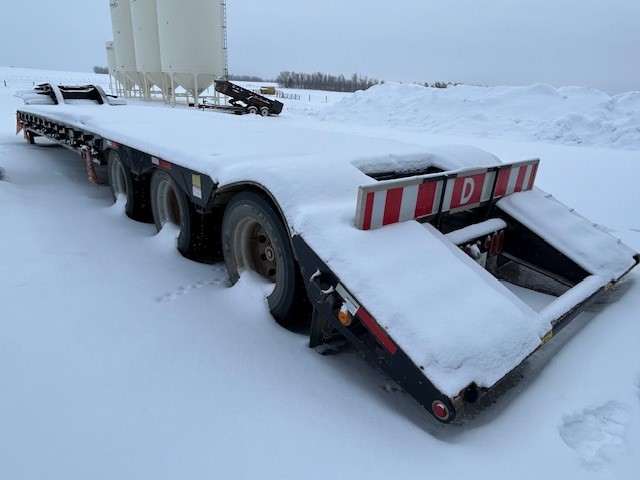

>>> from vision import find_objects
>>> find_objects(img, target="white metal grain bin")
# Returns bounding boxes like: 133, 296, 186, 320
130, 0, 167, 93
109, 0, 141, 90
157, 0, 226, 97
105, 40, 124, 93
105, 41, 117, 77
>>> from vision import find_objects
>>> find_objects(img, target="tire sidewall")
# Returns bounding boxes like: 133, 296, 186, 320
107, 149, 135, 218
150, 169, 191, 253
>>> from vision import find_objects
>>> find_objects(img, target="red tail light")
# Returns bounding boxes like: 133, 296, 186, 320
432, 401, 450, 421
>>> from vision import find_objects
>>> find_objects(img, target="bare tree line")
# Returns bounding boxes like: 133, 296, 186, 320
424, 81, 460, 89
97, 65, 466, 91
228, 74, 269, 82
276, 71, 380, 92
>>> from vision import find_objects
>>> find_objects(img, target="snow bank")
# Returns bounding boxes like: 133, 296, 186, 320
316, 83, 640, 150
0, 66, 111, 91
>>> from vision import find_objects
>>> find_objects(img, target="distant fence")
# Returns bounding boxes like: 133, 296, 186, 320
276, 91, 330, 103
242, 90, 331, 103
276, 91, 301, 100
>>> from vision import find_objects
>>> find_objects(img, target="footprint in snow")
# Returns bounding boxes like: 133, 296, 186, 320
155, 265, 230, 302
155, 280, 220, 302
558, 401, 630, 470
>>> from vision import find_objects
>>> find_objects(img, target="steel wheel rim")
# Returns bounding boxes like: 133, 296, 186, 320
110, 157, 128, 198
156, 179, 181, 226
234, 217, 277, 282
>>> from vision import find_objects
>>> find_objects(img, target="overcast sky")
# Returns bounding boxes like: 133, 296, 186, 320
0, 0, 638, 94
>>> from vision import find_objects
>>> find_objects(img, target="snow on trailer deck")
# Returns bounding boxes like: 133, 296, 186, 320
17, 102, 638, 399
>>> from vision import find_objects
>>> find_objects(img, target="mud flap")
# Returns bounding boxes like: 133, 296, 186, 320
15, 113, 23, 135
82, 147, 100, 187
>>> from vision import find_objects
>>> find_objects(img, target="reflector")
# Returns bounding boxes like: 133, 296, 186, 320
432, 401, 450, 421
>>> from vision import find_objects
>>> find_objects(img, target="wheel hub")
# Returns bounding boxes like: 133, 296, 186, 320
264, 246, 275, 262
236, 219, 277, 282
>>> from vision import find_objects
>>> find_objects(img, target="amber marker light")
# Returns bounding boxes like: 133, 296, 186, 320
337, 304, 353, 326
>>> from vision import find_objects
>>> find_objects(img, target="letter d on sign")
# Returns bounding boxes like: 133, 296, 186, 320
448, 171, 486, 210
460, 177, 475, 205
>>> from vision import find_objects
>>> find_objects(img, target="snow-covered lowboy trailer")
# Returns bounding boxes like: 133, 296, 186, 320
15, 84, 639, 423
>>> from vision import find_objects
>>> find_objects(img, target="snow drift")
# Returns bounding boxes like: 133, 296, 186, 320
317, 83, 640, 150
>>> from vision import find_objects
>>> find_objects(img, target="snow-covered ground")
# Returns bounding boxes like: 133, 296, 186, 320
1, 67, 639, 479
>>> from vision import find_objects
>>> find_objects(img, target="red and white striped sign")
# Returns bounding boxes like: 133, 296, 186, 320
151, 156, 172, 170
357, 177, 445, 230
493, 161, 538, 198
355, 159, 539, 230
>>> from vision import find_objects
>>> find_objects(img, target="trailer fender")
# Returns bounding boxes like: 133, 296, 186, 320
213, 182, 288, 229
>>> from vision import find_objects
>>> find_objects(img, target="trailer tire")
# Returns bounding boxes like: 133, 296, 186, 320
247, 106, 259, 115
107, 150, 152, 222
108, 150, 135, 217
150, 169, 194, 254
222, 191, 305, 326
260, 107, 270, 117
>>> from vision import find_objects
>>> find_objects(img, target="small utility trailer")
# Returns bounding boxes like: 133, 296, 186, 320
200, 80, 284, 116
15, 84, 639, 423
